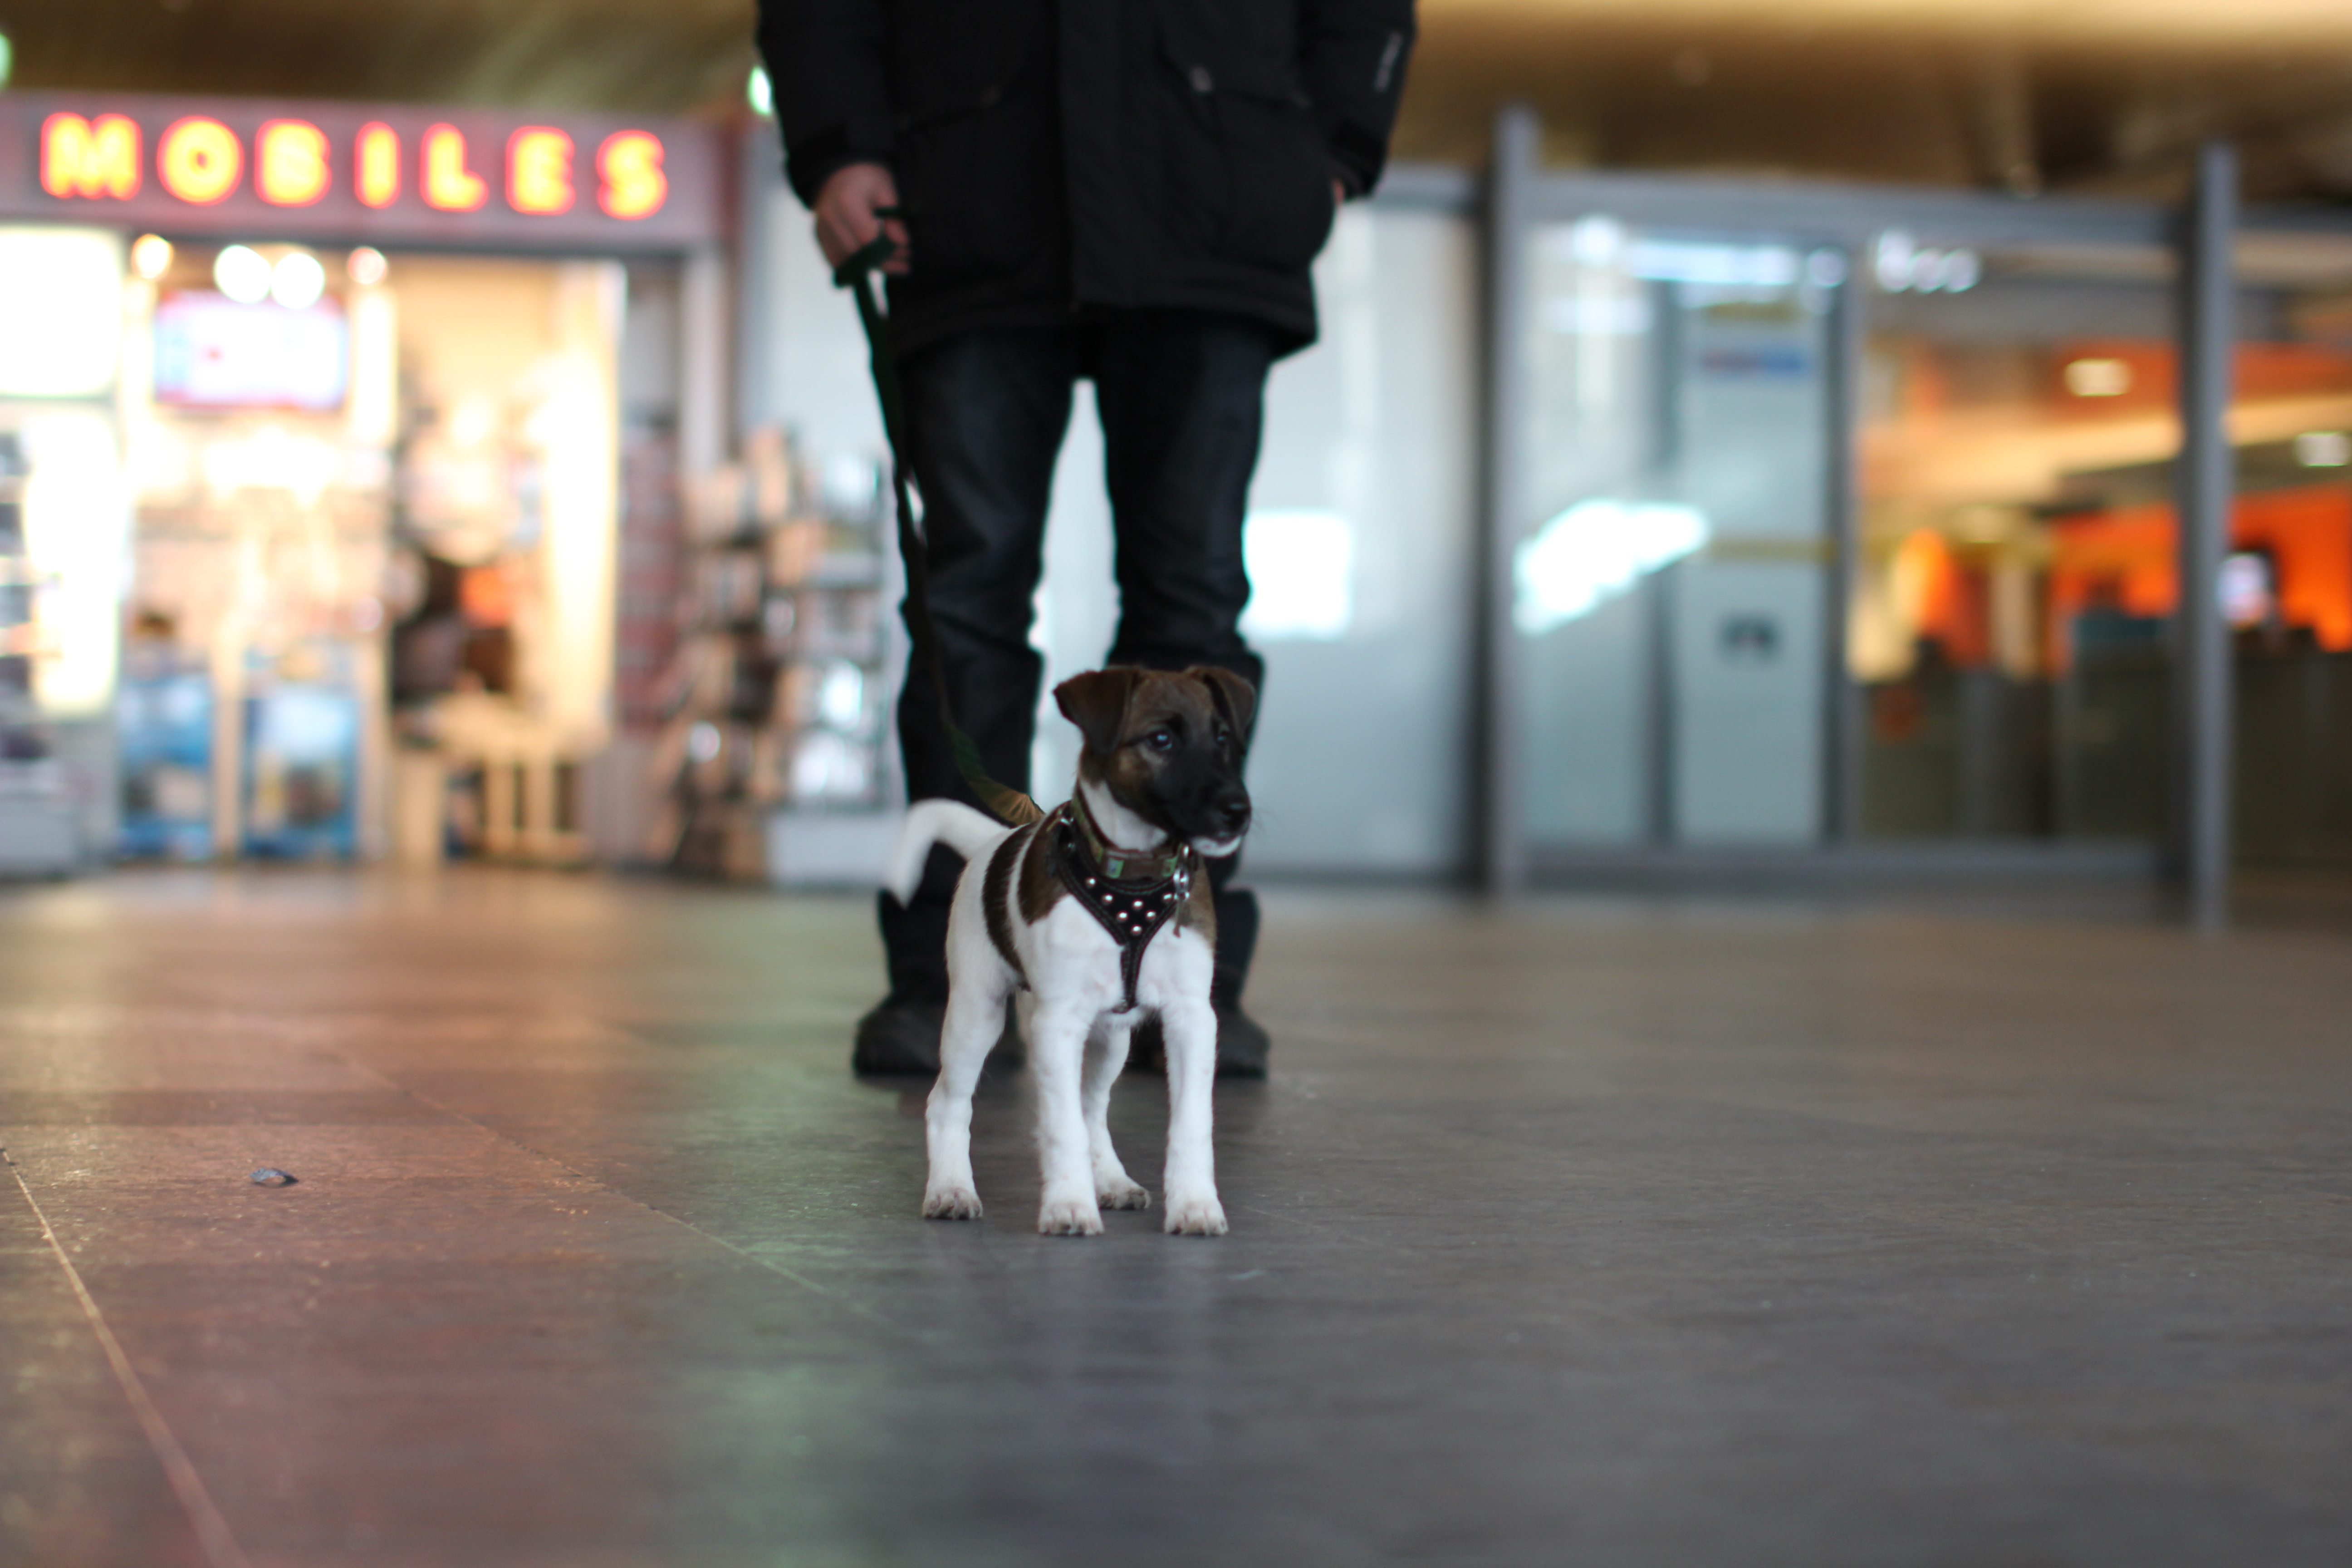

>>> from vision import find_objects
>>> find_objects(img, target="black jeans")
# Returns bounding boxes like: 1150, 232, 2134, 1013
879, 310, 1271, 1001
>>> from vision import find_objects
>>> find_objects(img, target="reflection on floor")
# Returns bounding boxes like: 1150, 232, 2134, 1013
4, 868, 2350, 1567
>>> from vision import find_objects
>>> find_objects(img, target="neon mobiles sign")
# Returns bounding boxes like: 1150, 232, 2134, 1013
5, 93, 720, 250
44, 115, 666, 217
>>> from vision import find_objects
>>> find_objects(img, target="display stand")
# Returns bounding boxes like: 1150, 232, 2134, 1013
652, 428, 888, 879
0, 434, 77, 876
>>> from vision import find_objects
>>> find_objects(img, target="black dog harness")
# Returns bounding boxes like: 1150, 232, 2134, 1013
983, 799, 1200, 1014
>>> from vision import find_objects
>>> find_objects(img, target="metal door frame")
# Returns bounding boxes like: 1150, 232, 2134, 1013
1443, 111, 2335, 922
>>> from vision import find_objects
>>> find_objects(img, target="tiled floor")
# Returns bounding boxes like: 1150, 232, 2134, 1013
4, 867, 2350, 1567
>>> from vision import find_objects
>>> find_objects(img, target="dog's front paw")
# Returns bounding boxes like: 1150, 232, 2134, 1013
1097, 1176, 1152, 1211
1162, 1192, 1227, 1236
1037, 1195, 1104, 1236
922, 1185, 983, 1221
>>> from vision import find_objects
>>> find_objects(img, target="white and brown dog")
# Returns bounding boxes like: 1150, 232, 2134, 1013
883, 665, 1254, 1237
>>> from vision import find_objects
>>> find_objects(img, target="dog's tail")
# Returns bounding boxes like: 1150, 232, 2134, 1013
883, 799, 1009, 904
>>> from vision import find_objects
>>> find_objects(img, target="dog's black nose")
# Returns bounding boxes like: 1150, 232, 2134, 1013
1215, 789, 1251, 835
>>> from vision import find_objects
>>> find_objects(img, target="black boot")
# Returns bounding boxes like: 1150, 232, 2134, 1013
851, 887, 951, 1075
1208, 883, 1270, 1078
1126, 881, 1271, 1079
853, 850, 1026, 1075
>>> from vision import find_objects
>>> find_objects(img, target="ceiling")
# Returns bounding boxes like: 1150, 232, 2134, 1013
5, 0, 757, 118
11, 0, 2352, 202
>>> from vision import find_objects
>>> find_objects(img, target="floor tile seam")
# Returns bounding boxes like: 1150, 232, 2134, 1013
0, 1140, 254, 1568
323, 1054, 944, 1351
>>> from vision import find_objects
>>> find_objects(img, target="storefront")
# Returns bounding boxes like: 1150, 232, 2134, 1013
0, 91, 727, 869
735, 125, 2352, 906
5, 90, 2343, 903
1480, 127, 2352, 907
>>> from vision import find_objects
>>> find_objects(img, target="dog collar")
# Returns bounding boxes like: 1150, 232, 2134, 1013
1052, 801, 1199, 1014
1068, 794, 1190, 882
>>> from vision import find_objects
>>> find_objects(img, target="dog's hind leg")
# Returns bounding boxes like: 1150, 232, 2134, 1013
1083, 1019, 1149, 1211
1029, 1001, 1104, 1236
921, 980, 1004, 1221
1160, 995, 1227, 1236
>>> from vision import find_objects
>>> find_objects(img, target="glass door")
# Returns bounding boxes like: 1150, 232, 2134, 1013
1518, 217, 1839, 852
2220, 234, 2352, 869
1854, 236, 2180, 845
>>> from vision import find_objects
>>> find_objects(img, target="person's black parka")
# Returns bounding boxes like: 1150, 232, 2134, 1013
756, 0, 1416, 358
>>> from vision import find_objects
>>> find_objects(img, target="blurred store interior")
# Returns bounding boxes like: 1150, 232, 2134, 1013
1, 0, 2351, 913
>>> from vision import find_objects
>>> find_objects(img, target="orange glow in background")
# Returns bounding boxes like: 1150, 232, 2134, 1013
421, 125, 488, 212
506, 128, 574, 216
2048, 487, 2352, 666
458, 565, 517, 628
1891, 529, 1993, 667
256, 119, 330, 206
596, 131, 666, 219
39, 113, 142, 201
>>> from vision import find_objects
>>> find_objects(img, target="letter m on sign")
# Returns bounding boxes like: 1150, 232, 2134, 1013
42, 114, 143, 200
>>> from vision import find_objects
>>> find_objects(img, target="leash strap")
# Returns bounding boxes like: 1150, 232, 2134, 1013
833, 221, 1044, 829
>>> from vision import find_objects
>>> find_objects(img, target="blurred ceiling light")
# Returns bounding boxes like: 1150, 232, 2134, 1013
270, 249, 325, 309
2064, 358, 2132, 397
213, 244, 271, 304
1627, 238, 1798, 287
817, 661, 865, 729
347, 246, 388, 286
1565, 215, 1623, 266
1515, 499, 1709, 634
1544, 294, 1653, 336
0, 32, 12, 92
747, 66, 774, 117
1873, 231, 1981, 294
819, 451, 880, 515
2293, 430, 2350, 467
130, 234, 173, 280
791, 730, 871, 802
2219, 552, 2274, 627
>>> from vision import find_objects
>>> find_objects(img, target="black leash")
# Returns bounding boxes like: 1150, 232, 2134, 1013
833, 218, 1044, 829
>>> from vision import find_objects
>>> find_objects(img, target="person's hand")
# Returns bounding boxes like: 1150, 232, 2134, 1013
814, 162, 909, 274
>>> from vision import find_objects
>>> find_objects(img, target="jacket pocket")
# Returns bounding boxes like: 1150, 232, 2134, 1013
895, 104, 1039, 283
891, 14, 1049, 284
1153, 24, 1336, 273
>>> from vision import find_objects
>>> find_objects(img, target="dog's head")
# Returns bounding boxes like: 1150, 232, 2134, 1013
1054, 666, 1254, 855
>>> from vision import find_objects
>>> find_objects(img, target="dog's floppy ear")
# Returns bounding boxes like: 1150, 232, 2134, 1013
1054, 667, 1143, 758
1189, 666, 1257, 744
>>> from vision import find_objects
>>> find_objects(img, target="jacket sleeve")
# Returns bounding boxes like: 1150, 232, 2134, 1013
756, 0, 896, 208
1295, 0, 1417, 197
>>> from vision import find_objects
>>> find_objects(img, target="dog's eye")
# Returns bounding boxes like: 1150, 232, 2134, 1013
1144, 729, 1176, 753
1215, 724, 1232, 748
